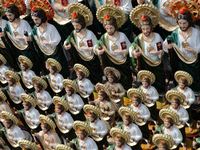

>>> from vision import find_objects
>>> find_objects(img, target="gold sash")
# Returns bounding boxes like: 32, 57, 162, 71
53, 11, 71, 25
100, 34, 127, 65
22, 113, 39, 129
70, 37, 94, 61
20, 73, 33, 89
34, 35, 56, 56
4, 131, 19, 148
172, 43, 197, 64
6, 31, 28, 50
47, 75, 62, 93
54, 116, 70, 134
158, 16, 178, 32
0, 40, 5, 48
7, 89, 22, 104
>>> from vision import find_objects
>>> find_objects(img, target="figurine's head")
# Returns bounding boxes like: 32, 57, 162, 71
178, 78, 188, 90
22, 101, 32, 111
71, 13, 86, 33
20, 62, 29, 72
41, 122, 51, 133
77, 128, 87, 140
4, 4, 20, 22
137, 0, 145, 4
34, 83, 43, 93
98, 90, 108, 101
163, 117, 173, 129
55, 104, 65, 115
49, 65, 57, 75
103, 15, 118, 36
31, 8, 47, 27
65, 86, 75, 96
87, 111, 97, 123
131, 95, 142, 107
7, 77, 16, 86
177, 9, 193, 31
158, 142, 169, 150
171, 98, 181, 109
107, 72, 118, 83
3, 118, 14, 129
114, 135, 125, 148
139, 15, 153, 36
76, 71, 85, 81
122, 113, 132, 126
142, 76, 151, 88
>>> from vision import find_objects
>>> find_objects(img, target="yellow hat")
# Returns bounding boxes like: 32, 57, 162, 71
5, 70, 20, 83
110, 127, 130, 144
0, 54, 7, 64
32, 76, 48, 90
127, 88, 145, 102
73, 121, 92, 135
62, 79, 79, 93
165, 90, 185, 104
174, 71, 193, 86
159, 109, 179, 124
137, 70, 156, 84
83, 104, 102, 118
55, 144, 74, 150
52, 96, 69, 111
104, 67, 121, 80
46, 58, 62, 73
118, 106, 138, 122
1, 111, 18, 125
18, 55, 33, 69
74, 63, 90, 77
21, 93, 36, 107
0, 91, 7, 101
18, 140, 38, 150
39, 115, 56, 130
152, 134, 174, 149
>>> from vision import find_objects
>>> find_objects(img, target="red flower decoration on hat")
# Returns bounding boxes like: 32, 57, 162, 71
99, 90, 101, 93
143, 77, 146, 80
160, 142, 163, 145
124, 114, 126, 117
4, 117, 7, 121
78, 128, 81, 131
72, 12, 78, 18
4, 2, 10, 8
66, 85, 69, 88
31, 6, 37, 12
49, 64, 52, 67
104, 14, 110, 21
34, 82, 37, 85
140, 15, 147, 21
20, 61, 23, 64
56, 103, 58, 106
133, 95, 135, 98
179, 8, 187, 15
180, 77, 183, 81
89, 111, 91, 114
7, 76, 9, 79
116, 135, 119, 138
108, 72, 111, 76
173, 97, 175, 100
77, 70, 80, 73
165, 116, 168, 119
23, 100, 26, 103
42, 121, 45, 125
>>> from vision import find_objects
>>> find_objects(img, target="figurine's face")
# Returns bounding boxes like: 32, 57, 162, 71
108, 77, 114, 84
178, 82, 185, 90
115, 139, 123, 148
171, 102, 179, 109
164, 120, 171, 129
55, 106, 62, 114
32, 16, 42, 27
123, 118, 130, 126
137, 0, 145, 4
5, 12, 15, 22
23, 103, 30, 111
49, 68, 56, 75
141, 25, 151, 37
142, 81, 149, 88
77, 132, 86, 140
77, 74, 83, 80
3, 121, 12, 129
178, 19, 189, 32
34, 86, 41, 93
88, 115, 95, 123
7, 79, 15, 86
41, 125, 49, 134
72, 22, 82, 33
66, 88, 72, 96
20, 63, 27, 71
105, 25, 116, 36
132, 100, 140, 107
98, 94, 104, 101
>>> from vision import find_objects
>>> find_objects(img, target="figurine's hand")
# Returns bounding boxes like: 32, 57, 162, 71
185, 47, 196, 53
24, 35, 31, 42
81, 46, 92, 52
64, 43, 71, 50
42, 40, 51, 46
114, 49, 125, 55
16, 35, 24, 41
0, 32, 4, 37
149, 51, 160, 56
164, 42, 173, 49
95, 48, 105, 55
133, 50, 141, 58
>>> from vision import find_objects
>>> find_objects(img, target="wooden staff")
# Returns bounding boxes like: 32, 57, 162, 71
65, 41, 75, 66
98, 45, 106, 71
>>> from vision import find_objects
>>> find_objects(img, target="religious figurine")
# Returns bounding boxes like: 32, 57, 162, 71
137, 70, 159, 122
4, 70, 25, 110
94, 83, 116, 130
17, 93, 40, 132
73, 63, 94, 101
31, 76, 53, 113
107, 127, 132, 150
104, 67, 125, 110
117, 106, 143, 149
64, 3, 102, 84
0, 111, 26, 149
46, 58, 64, 94
33, 114, 61, 150
165, 90, 189, 144
129, 4, 165, 93
51, 96, 75, 140
62, 79, 85, 120
164, 0, 200, 92
127, 88, 151, 146
155, 109, 183, 149
94, 5, 132, 90
18, 139, 38, 150
69, 121, 98, 150
18, 55, 36, 91
26, 0, 70, 78
152, 134, 174, 150
84, 104, 108, 149
0, 91, 12, 113
0, 54, 9, 86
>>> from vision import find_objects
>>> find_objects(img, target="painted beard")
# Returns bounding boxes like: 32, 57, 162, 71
143, 31, 151, 37
180, 25, 190, 32
36, 21, 43, 27
107, 30, 115, 36
75, 27, 83, 33
9, 17, 16, 23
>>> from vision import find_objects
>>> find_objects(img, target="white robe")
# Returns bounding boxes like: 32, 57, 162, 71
49, 73, 64, 90
113, 144, 132, 150
77, 78, 94, 96
177, 87, 195, 105
140, 85, 159, 104
0, 65, 9, 83
24, 107, 40, 125
9, 84, 25, 102
89, 119, 108, 137
6, 125, 25, 143
66, 94, 84, 110
22, 69, 36, 86
36, 23, 61, 50
0, 102, 12, 113
78, 137, 98, 150
131, 103, 150, 122
129, 32, 164, 60
163, 125, 183, 145
8, 19, 32, 45
36, 90, 52, 107
56, 112, 74, 130
0, 18, 7, 29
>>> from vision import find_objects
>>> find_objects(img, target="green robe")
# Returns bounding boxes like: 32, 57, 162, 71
30, 25, 70, 78
96, 34, 132, 90
130, 34, 165, 93
167, 28, 200, 92
66, 30, 103, 84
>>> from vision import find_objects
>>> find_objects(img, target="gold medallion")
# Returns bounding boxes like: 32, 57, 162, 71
182, 41, 189, 48
147, 44, 154, 52
40, 35, 45, 42
79, 41, 85, 47
111, 44, 118, 51
13, 31, 19, 37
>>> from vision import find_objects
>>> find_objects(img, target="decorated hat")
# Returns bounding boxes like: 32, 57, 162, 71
62, 79, 79, 93
39, 114, 56, 130
96, 4, 126, 28
67, 3, 93, 27
4, 70, 20, 83
83, 104, 102, 118
104, 67, 121, 81
152, 134, 174, 149
127, 88, 145, 102
137, 70, 156, 84
174, 70, 193, 86
55, 144, 74, 150
73, 121, 92, 135
0, 91, 7, 101
1, 111, 18, 125
2, 0, 27, 15
159, 109, 179, 124
32, 76, 47, 90
18, 140, 38, 150
73, 63, 90, 77
95, 82, 109, 96
28, 0, 54, 20
165, 90, 185, 104
46, 58, 62, 73
169, 0, 200, 22
18, 55, 33, 69
21, 93, 36, 108
53, 96, 69, 111
0, 54, 7, 64
118, 107, 138, 122
110, 127, 130, 143
130, 4, 160, 28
